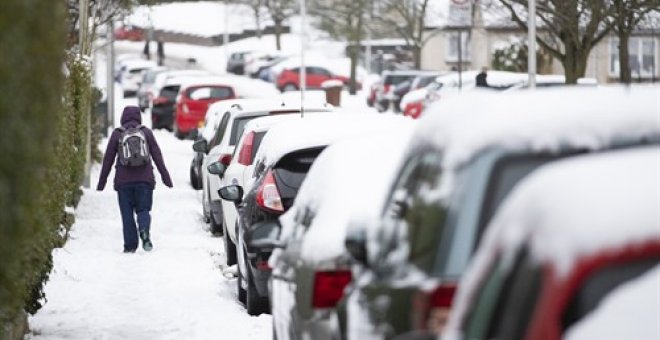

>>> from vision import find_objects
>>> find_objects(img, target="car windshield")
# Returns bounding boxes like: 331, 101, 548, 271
385, 75, 415, 86
160, 85, 180, 101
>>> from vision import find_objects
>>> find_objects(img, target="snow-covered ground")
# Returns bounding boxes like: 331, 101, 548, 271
27, 92, 272, 340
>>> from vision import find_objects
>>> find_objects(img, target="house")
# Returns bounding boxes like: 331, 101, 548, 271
421, 3, 659, 83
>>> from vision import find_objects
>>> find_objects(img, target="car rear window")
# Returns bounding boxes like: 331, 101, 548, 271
384, 75, 416, 86
159, 85, 180, 100
273, 147, 325, 209
251, 132, 266, 163
230, 116, 258, 146
186, 86, 234, 101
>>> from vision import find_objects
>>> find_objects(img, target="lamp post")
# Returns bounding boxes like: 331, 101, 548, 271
299, 0, 307, 116
528, 0, 536, 89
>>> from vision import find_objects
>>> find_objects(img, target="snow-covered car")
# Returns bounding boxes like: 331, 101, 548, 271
244, 51, 282, 78
226, 51, 253, 75
267, 123, 414, 339
217, 114, 413, 317
374, 70, 433, 112
342, 86, 660, 340
193, 99, 333, 242
442, 145, 660, 340
118, 59, 157, 97
137, 66, 168, 111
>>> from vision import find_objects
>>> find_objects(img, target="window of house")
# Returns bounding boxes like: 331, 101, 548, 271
446, 31, 471, 62
609, 37, 657, 77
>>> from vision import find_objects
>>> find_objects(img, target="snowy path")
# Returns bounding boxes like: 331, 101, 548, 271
28, 117, 271, 339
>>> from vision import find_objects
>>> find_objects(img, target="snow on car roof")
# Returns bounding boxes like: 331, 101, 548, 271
121, 59, 157, 69
278, 126, 414, 265
416, 86, 660, 172
254, 114, 413, 169
564, 264, 660, 340
445, 146, 660, 339
240, 114, 308, 133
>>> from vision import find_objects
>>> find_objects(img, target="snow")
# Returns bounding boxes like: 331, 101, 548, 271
445, 146, 660, 340
564, 265, 660, 340
253, 113, 411, 169
281, 125, 415, 265
416, 86, 660, 172
400, 87, 429, 108
321, 79, 344, 88
28, 95, 272, 340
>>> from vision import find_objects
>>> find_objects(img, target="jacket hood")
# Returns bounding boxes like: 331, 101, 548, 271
120, 106, 142, 126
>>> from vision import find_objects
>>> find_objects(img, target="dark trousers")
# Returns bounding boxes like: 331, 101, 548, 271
117, 182, 153, 251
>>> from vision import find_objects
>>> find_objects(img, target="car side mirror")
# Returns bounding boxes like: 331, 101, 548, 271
245, 221, 284, 252
218, 185, 243, 204
193, 139, 208, 153
345, 224, 368, 266
207, 162, 226, 177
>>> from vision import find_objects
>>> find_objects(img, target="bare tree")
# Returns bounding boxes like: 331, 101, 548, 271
264, 0, 297, 50
371, 0, 432, 69
310, 0, 369, 94
497, 0, 613, 83
608, 0, 659, 83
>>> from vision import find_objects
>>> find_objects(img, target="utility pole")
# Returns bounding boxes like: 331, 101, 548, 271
107, 20, 115, 132
80, 0, 92, 188
224, 1, 230, 69
528, 0, 536, 89
299, 0, 307, 117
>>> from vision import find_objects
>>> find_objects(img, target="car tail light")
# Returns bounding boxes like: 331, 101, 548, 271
255, 169, 284, 213
219, 153, 232, 166
312, 270, 352, 309
412, 283, 457, 335
256, 258, 271, 271
182, 103, 190, 114
153, 96, 169, 105
237, 131, 255, 165
384, 84, 391, 94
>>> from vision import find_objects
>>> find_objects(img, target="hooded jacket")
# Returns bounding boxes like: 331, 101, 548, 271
97, 106, 173, 190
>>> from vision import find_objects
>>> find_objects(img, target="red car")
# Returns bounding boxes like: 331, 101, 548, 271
173, 82, 236, 139
113, 25, 144, 41
403, 101, 424, 119
277, 66, 354, 92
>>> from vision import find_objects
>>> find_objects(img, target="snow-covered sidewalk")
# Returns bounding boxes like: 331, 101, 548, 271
27, 127, 271, 340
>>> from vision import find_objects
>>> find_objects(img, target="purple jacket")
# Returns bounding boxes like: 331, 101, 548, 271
97, 106, 173, 191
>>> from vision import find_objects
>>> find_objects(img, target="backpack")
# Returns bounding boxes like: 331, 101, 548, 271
117, 125, 151, 167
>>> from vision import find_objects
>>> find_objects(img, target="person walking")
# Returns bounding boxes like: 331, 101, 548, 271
476, 67, 489, 87
143, 40, 151, 60
157, 38, 165, 66
97, 106, 173, 253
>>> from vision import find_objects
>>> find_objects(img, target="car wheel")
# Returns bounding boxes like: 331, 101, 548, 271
283, 83, 298, 92
210, 215, 223, 236
173, 122, 185, 140
189, 166, 200, 190
223, 221, 237, 266
246, 267, 269, 316
237, 251, 247, 304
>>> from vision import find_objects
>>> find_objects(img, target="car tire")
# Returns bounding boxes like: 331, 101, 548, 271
246, 267, 269, 316
173, 122, 185, 140
189, 166, 201, 190
223, 221, 237, 266
210, 215, 224, 236
283, 83, 298, 92
237, 251, 247, 304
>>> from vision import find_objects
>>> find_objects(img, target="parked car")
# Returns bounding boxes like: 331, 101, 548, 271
217, 114, 413, 317
390, 73, 441, 112
342, 86, 660, 340
118, 59, 157, 97
277, 66, 353, 92
226, 51, 253, 75
151, 75, 204, 130
173, 77, 239, 139
193, 99, 333, 239
374, 70, 433, 112
366, 79, 382, 107
442, 145, 660, 340
137, 66, 168, 111
267, 124, 414, 339
113, 25, 144, 41
244, 51, 283, 78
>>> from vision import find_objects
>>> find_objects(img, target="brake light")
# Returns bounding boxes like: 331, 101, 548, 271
312, 270, 352, 309
219, 154, 232, 166
153, 96, 169, 105
255, 169, 284, 213
237, 131, 255, 165
384, 84, 391, 94
412, 283, 457, 334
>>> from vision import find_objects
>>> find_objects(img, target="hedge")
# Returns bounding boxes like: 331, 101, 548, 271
0, 1, 94, 337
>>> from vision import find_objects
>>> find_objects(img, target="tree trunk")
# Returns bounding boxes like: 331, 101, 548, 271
274, 18, 282, 51
618, 33, 632, 84
254, 6, 262, 39
349, 13, 362, 95
413, 44, 421, 69
560, 39, 590, 84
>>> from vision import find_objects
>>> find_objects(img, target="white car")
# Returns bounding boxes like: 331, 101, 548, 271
194, 98, 333, 258
118, 59, 157, 96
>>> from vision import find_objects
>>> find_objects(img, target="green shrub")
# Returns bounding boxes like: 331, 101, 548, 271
0, 0, 94, 335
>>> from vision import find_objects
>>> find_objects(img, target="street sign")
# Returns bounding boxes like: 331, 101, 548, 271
449, 0, 471, 26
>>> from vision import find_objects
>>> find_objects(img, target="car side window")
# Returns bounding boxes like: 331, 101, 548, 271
210, 112, 230, 148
